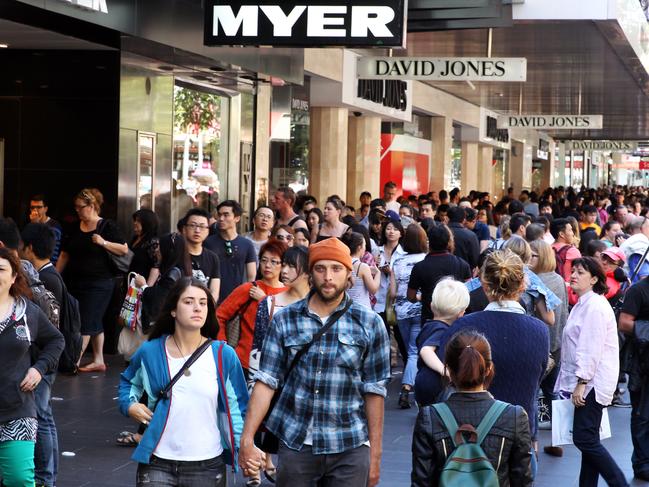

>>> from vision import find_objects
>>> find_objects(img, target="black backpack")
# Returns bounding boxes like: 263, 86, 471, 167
57, 287, 82, 374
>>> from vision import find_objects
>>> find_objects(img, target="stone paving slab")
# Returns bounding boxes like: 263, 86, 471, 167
52, 357, 642, 486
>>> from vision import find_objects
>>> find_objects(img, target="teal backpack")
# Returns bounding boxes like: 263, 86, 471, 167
432, 400, 509, 487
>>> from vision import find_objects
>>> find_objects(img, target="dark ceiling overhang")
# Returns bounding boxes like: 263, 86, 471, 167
408, 0, 512, 32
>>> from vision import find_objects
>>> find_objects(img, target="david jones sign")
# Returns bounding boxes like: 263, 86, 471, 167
498, 115, 603, 130
204, 0, 406, 47
357, 57, 527, 82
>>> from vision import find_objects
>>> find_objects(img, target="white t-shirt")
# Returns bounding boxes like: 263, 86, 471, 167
154, 340, 223, 461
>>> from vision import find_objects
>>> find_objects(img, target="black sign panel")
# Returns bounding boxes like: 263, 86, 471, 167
486, 116, 509, 143
204, 0, 406, 47
357, 79, 408, 111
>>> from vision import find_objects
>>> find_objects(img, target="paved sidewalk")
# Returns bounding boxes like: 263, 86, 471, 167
52, 356, 643, 486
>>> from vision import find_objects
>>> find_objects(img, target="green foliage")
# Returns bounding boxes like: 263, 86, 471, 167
173, 86, 221, 132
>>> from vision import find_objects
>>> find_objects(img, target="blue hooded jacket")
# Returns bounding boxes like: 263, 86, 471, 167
118, 337, 248, 469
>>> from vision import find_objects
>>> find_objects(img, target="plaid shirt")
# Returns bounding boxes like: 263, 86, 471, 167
254, 293, 391, 454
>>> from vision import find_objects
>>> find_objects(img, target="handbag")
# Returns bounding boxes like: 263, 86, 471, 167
119, 273, 142, 331
97, 219, 134, 274
117, 325, 146, 362
224, 283, 257, 348
551, 399, 611, 446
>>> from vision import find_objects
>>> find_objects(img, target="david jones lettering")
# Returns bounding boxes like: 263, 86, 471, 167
375, 59, 506, 78
212, 5, 397, 37
509, 116, 592, 128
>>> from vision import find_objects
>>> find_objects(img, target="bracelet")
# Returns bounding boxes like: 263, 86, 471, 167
577, 378, 588, 385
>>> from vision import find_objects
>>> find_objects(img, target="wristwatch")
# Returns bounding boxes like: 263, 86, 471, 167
577, 377, 588, 385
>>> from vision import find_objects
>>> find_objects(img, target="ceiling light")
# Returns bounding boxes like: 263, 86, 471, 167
0, 44, 8, 48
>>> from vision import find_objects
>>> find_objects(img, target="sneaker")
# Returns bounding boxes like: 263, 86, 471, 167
612, 396, 632, 408
538, 420, 552, 430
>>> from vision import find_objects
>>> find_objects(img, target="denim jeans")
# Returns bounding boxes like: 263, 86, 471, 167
630, 389, 649, 477
573, 390, 628, 487
277, 443, 369, 486
397, 316, 421, 387
34, 372, 58, 487
136, 455, 226, 487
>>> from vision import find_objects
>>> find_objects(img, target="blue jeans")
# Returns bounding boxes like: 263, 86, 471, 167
34, 372, 58, 487
136, 455, 226, 486
573, 390, 628, 487
397, 316, 421, 387
630, 389, 649, 477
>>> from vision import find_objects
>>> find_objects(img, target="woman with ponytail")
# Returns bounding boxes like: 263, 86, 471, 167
412, 330, 533, 486
437, 250, 549, 476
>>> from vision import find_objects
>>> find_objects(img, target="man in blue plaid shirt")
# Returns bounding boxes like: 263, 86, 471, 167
239, 237, 391, 486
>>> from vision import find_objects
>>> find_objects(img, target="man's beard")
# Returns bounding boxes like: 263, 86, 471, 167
313, 281, 346, 303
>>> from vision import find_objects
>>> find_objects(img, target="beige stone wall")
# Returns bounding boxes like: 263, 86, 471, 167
347, 116, 382, 205
430, 116, 454, 191
309, 107, 349, 204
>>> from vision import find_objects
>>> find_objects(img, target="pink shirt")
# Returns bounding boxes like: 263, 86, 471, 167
555, 291, 619, 406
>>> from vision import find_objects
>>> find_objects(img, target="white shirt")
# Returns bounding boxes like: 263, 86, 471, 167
155, 340, 223, 461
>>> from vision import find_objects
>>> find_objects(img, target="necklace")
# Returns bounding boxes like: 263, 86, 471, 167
171, 334, 203, 377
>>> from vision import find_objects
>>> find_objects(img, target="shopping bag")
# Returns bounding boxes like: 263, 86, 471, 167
551, 399, 612, 446
117, 325, 146, 361
119, 273, 142, 331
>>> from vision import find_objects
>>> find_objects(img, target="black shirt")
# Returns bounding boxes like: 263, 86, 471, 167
621, 277, 649, 321
187, 249, 220, 286
38, 263, 64, 306
448, 222, 480, 270
62, 219, 126, 281
408, 252, 472, 323
129, 237, 160, 278
204, 233, 256, 303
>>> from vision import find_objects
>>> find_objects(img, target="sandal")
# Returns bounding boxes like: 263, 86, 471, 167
116, 432, 140, 447
264, 467, 277, 484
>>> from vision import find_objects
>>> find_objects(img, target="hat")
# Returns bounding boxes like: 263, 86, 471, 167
308, 237, 353, 271
602, 246, 626, 263
384, 210, 401, 223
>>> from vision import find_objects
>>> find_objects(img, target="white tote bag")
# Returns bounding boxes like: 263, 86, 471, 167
551, 399, 612, 446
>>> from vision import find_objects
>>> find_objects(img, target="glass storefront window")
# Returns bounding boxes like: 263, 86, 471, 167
137, 132, 155, 209
172, 85, 229, 224
269, 82, 310, 197
492, 149, 509, 199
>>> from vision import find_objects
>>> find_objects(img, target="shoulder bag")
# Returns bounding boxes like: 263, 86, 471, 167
97, 219, 134, 274
225, 282, 257, 348
157, 338, 214, 402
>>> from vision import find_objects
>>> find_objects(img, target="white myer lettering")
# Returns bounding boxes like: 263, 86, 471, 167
213, 5, 258, 36
350, 6, 395, 37
260, 6, 306, 37
211, 5, 397, 39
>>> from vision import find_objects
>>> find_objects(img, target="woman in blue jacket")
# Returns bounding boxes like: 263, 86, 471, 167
119, 277, 248, 486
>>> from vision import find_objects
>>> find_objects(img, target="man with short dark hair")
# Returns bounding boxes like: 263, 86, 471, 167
179, 208, 221, 302
205, 200, 256, 303
446, 206, 480, 270
418, 200, 436, 222
510, 213, 532, 238
465, 207, 491, 252
580, 205, 602, 235
360, 199, 386, 227
274, 187, 308, 231
359, 191, 372, 208
438, 190, 449, 206
540, 201, 553, 216
408, 225, 471, 324
29, 194, 62, 264
551, 218, 581, 282
240, 238, 390, 486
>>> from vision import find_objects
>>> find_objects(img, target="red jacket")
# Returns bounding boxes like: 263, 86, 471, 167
216, 281, 286, 369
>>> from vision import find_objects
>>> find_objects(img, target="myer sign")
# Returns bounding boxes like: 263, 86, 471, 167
357, 57, 527, 82
498, 115, 603, 130
565, 140, 639, 152
58, 0, 107, 13
204, 0, 406, 47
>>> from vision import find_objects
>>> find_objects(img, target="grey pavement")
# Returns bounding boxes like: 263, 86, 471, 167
52, 356, 645, 486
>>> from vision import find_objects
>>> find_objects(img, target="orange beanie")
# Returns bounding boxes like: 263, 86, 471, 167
308, 237, 353, 271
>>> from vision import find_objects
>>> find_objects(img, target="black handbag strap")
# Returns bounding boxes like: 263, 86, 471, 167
159, 338, 213, 400
284, 297, 353, 378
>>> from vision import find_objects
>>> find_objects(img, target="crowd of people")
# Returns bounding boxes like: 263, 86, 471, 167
3, 182, 649, 486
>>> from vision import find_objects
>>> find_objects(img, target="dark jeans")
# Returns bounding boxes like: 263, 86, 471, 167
34, 372, 58, 487
277, 443, 370, 487
136, 455, 226, 487
630, 389, 649, 477
573, 390, 628, 487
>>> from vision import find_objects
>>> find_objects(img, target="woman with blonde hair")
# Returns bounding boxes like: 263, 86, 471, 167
439, 250, 549, 477
56, 188, 128, 372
